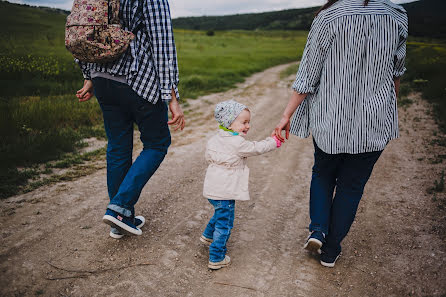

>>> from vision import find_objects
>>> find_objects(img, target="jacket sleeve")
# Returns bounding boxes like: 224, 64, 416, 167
237, 137, 277, 158
393, 13, 408, 78
292, 13, 332, 94
143, 0, 180, 102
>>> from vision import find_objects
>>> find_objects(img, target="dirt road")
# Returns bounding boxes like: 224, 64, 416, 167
1, 63, 445, 297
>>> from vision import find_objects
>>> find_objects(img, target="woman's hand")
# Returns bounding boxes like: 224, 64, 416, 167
76, 80, 94, 102
168, 89, 185, 131
272, 115, 291, 142
272, 91, 309, 142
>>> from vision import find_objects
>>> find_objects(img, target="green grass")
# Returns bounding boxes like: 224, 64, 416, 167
279, 63, 299, 79
404, 38, 446, 133
175, 29, 307, 98
0, 2, 307, 198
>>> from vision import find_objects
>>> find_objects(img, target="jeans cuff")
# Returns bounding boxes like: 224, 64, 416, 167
209, 255, 225, 263
108, 204, 132, 217
202, 232, 213, 240
309, 227, 328, 236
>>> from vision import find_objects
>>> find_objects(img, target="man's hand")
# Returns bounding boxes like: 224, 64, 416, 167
168, 89, 185, 131
76, 80, 94, 102
272, 115, 291, 142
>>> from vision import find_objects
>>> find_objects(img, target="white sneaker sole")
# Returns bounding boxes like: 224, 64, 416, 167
304, 238, 322, 254
108, 215, 146, 239
208, 256, 231, 270
103, 215, 142, 236
320, 254, 340, 268
135, 215, 145, 229
109, 230, 124, 239
200, 235, 212, 246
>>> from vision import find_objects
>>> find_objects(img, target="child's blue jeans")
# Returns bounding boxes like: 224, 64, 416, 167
309, 139, 382, 257
92, 77, 171, 218
202, 199, 235, 262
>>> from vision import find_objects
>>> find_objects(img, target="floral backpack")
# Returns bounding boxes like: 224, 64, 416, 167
65, 0, 135, 63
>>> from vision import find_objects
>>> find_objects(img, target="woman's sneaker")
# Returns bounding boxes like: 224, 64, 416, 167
320, 252, 341, 268
199, 235, 213, 246
109, 215, 145, 239
303, 231, 325, 254
103, 209, 142, 236
208, 255, 231, 270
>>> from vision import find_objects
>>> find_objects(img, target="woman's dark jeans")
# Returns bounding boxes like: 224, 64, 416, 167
309, 139, 382, 257
92, 77, 171, 218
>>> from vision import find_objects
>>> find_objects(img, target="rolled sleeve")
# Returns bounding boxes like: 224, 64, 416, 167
393, 15, 408, 78
292, 14, 331, 94
144, 0, 180, 103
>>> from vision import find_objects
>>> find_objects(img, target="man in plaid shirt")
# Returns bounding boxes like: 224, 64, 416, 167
76, 0, 185, 238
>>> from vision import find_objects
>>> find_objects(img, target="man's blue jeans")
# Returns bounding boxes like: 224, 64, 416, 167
203, 199, 235, 262
309, 140, 382, 257
92, 78, 171, 218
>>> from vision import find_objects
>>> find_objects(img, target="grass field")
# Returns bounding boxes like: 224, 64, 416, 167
403, 38, 446, 133
0, 2, 307, 198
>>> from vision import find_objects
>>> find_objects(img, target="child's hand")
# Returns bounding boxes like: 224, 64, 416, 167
273, 135, 283, 148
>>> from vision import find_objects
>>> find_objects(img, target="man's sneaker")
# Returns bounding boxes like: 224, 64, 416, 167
134, 216, 145, 228
320, 252, 341, 268
303, 231, 325, 254
109, 215, 146, 239
103, 209, 142, 236
208, 255, 231, 270
199, 235, 213, 246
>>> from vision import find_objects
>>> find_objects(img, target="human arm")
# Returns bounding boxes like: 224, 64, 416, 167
237, 137, 277, 158
143, 0, 180, 102
272, 14, 330, 141
394, 77, 400, 98
272, 91, 308, 142
73, 57, 94, 101
167, 88, 185, 131
393, 12, 408, 94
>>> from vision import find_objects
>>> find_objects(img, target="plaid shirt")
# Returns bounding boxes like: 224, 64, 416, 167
77, 0, 180, 103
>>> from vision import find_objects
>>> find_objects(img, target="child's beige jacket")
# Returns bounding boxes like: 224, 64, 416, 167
203, 129, 276, 201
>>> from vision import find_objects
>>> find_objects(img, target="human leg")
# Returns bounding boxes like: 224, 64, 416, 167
322, 150, 383, 259
202, 199, 218, 241
107, 90, 171, 218
208, 200, 235, 263
309, 140, 341, 235
92, 78, 133, 201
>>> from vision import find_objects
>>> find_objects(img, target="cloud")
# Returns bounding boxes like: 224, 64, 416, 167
169, 0, 418, 17
5, 0, 419, 16
8, 0, 72, 10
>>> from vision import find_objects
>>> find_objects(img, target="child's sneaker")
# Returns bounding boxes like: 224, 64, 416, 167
208, 255, 231, 270
303, 231, 325, 254
103, 209, 142, 236
199, 235, 213, 246
320, 252, 341, 268
109, 215, 145, 239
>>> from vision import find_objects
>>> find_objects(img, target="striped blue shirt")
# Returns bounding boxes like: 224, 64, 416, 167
78, 0, 180, 103
290, 0, 408, 154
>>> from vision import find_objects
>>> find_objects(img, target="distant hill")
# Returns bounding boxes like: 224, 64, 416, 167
401, 0, 446, 38
2, 0, 444, 39
173, 0, 446, 39
172, 7, 316, 31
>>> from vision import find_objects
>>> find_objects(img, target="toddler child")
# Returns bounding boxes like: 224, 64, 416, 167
201, 100, 282, 270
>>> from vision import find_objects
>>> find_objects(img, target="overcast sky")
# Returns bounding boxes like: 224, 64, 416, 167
7, 0, 418, 18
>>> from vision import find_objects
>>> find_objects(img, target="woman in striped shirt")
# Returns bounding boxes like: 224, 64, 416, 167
273, 0, 408, 267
